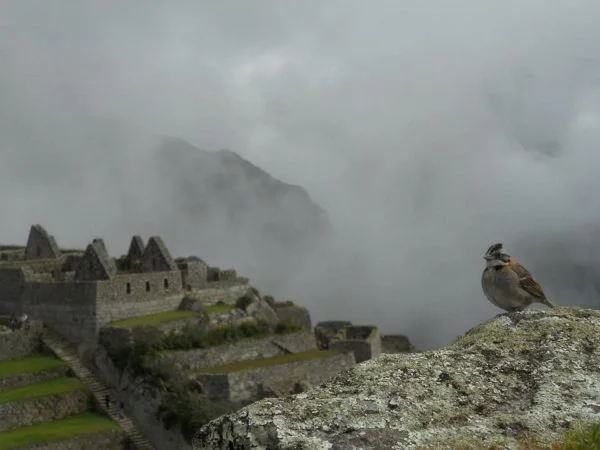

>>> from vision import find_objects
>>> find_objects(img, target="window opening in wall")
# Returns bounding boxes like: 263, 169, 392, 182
89, 261, 93, 272
36, 246, 41, 257
126, 283, 131, 294
163, 278, 169, 289
145, 281, 150, 292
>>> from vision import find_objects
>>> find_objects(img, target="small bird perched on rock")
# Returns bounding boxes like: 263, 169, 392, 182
481, 243, 555, 312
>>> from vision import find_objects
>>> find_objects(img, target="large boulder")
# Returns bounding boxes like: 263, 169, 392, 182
246, 297, 280, 327
195, 307, 600, 449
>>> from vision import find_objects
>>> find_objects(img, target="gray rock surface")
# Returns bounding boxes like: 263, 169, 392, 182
195, 307, 600, 449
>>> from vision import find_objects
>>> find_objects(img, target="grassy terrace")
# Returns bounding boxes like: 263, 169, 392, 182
197, 349, 338, 374
111, 304, 234, 328
0, 377, 84, 404
0, 413, 120, 450
0, 356, 64, 378
205, 303, 234, 314
111, 310, 200, 328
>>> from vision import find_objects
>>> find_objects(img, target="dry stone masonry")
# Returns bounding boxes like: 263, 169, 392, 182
196, 307, 600, 449
0, 224, 249, 343
0, 224, 394, 449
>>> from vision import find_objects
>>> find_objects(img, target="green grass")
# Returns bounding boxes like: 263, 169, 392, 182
205, 303, 234, 314
0, 356, 64, 378
197, 349, 338, 374
0, 377, 84, 404
0, 413, 119, 450
111, 310, 201, 328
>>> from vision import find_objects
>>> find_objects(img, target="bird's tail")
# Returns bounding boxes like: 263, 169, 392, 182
542, 297, 556, 308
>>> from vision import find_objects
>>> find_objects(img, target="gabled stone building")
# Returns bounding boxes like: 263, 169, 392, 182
0, 225, 246, 343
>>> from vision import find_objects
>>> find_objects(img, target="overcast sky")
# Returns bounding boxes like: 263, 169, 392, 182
2, 1, 600, 348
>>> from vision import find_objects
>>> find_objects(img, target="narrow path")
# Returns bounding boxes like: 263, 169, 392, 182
41, 330, 155, 450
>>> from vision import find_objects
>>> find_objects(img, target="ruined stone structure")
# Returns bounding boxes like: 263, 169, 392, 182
0, 225, 247, 343
381, 333, 417, 353
316, 321, 382, 363
0, 225, 396, 449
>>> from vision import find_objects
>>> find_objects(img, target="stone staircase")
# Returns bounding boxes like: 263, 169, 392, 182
41, 330, 155, 450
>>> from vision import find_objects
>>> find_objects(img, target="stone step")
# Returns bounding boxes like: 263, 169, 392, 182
42, 330, 156, 450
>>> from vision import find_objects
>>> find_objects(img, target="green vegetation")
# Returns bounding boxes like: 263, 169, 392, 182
157, 390, 227, 444
234, 294, 254, 311
198, 349, 337, 374
274, 320, 304, 334
553, 421, 600, 449
0, 377, 84, 404
0, 355, 64, 377
205, 302, 233, 314
105, 315, 307, 444
111, 310, 201, 328
0, 413, 119, 450
161, 320, 272, 351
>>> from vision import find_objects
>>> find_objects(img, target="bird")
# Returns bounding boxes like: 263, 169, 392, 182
481, 243, 555, 312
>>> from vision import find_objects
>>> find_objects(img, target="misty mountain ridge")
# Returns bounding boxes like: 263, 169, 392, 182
0, 115, 330, 296
156, 136, 331, 250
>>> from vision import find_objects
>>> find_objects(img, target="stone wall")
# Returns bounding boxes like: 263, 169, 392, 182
24, 225, 61, 260
0, 268, 24, 307
27, 429, 126, 450
20, 282, 98, 342
0, 246, 25, 262
156, 330, 317, 371
273, 303, 312, 329
179, 259, 208, 290
329, 340, 373, 364
196, 374, 229, 401
197, 351, 356, 402
0, 321, 44, 361
96, 271, 184, 324
97, 271, 183, 306
183, 283, 249, 306
330, 326, 382, 363
314, 321, 353, 346
0, 365, 68, 390
94, 346, 193, 450
0, 389, 87, 431
381, 334, 417, 353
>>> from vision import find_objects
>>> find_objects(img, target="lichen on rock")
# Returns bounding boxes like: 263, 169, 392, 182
195, 307, 600, 449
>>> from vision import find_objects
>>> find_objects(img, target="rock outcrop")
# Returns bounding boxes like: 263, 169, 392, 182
195, 307, 600, 449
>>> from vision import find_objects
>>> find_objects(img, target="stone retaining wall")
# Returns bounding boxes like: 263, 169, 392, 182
0, 321, 44, 361
197, 351, 356, 402
156, 330, 317, 371
0, 365, 69, 390
97, 293, 185, 325
0, 389, 88, 431
183, 284, 249, 306
94, 346, 193, 450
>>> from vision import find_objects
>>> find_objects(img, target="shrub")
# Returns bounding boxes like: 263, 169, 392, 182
274, 320, 304, 334
557, 422, 600, 449
234, 294, 254, 311
160, 320, 272, 351
107, 320, 276, 381
158, 390, 227, 444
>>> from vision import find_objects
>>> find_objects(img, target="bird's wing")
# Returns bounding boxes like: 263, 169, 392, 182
510, 261, 547, 299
